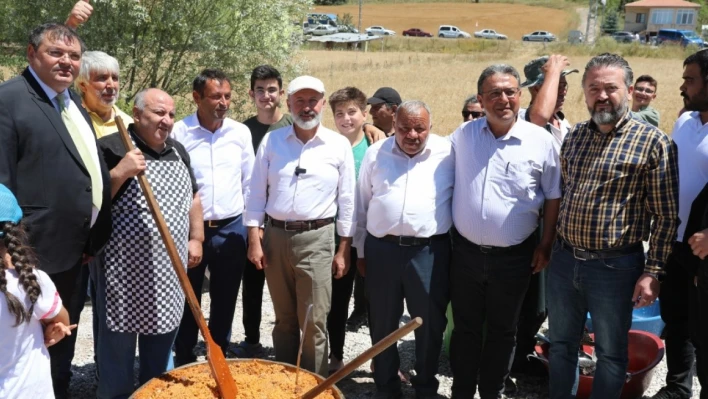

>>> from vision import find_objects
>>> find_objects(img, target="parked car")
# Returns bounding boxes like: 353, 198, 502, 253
402, 28, 432, 37
522, 31, 556, 42
657, 29, 704, 47
310, 25, 338, 36
438, 25, 471, 38
611, 31, 637, 43
568, 30, 584, 44
366, 26, 396, 36
474, 29, 508, 40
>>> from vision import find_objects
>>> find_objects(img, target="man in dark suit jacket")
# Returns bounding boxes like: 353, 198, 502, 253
0, 23, 111, 398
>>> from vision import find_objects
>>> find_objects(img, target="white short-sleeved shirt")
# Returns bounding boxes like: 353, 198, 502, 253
0, 269, 61, 399
450, 117, 561, 246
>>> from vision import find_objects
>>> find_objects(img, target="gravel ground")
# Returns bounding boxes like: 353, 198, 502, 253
67, 282, 703, 398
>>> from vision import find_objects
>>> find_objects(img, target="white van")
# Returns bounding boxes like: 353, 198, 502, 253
438, 25, 471, 39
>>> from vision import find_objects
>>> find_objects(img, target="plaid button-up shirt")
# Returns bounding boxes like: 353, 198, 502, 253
557, 112, 679, 274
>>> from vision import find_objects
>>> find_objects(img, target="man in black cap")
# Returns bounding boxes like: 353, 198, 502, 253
367, 87, 402, 137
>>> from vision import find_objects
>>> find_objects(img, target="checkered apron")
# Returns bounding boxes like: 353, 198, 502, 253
104, 147, 192, 335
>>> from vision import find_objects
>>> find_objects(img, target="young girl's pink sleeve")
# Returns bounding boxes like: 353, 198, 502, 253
32, 270, 62, 321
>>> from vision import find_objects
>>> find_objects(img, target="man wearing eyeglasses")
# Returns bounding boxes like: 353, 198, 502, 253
631, 75, 660, 127
462, 95, 484, 122
448, 64, 561, 399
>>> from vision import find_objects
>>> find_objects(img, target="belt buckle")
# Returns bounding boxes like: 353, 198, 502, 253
207, 220, 219, 228
398, 236, 413, 247
572, 247, 589, 260
284, 221, 297, 232
479, 245, 493, 253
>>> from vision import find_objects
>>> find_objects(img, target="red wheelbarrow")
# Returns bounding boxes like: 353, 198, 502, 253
532, 330, 665, 399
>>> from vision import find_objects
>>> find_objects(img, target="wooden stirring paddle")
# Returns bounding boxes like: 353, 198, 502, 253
300, 317, 423, 399
115, 116, 237, 399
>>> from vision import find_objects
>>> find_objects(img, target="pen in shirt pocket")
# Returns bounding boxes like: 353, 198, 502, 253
505, 162, 510, 174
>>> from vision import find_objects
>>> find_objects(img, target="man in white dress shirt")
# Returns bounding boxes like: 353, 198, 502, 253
448, 64, 561, 399
245, 75, 356, 377
355, 100, 454, 399
171, 69, 255, 365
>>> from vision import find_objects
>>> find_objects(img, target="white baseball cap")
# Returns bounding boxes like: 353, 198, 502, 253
287, 75, 325, 95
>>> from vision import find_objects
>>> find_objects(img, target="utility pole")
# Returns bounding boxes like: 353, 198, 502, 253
358, 0, 363, 33
586, 0, 598, 44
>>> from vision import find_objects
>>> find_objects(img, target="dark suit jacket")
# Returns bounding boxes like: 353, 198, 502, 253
0, 68, 111, 274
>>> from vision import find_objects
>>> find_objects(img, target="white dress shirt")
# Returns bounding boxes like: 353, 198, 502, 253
451, 117, 561, 247
244, 124, 356, 237
172, 114, 255, 221
671, 111, 708, 241
29, 67, 100, 227
354, 135, 455, 257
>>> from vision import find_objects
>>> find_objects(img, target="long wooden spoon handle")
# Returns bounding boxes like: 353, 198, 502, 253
300, 317, 423, 399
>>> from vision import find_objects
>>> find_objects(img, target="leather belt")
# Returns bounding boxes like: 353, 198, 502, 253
458, 230, 536, 254
559, 240, 643, 261
205, 216, 238, 229
269, 217, 334, 232
380, 234, 449, 247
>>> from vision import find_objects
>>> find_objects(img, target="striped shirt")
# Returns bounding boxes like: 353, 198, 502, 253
557, 112, 679, 274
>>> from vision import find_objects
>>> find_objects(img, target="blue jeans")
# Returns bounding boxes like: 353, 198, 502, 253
547, 240, 644, 399
94, 261, 177, 399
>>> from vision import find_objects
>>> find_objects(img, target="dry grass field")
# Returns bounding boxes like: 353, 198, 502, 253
312, 3, 574, 41
299, 50, 685, 135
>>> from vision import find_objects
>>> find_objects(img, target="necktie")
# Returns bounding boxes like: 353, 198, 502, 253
56, 94, 103, 211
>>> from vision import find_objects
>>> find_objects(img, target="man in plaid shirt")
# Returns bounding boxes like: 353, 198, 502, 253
547, 53, 679, 399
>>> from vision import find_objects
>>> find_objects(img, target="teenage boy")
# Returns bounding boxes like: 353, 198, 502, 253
327, 87, 372, 373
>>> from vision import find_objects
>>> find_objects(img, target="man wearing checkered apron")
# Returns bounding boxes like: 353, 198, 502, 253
94, 88, 203, 399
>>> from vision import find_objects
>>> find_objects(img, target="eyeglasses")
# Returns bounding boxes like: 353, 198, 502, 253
482, 87, 521, 101
634, 86, 655, 94
462, 110, 485, 119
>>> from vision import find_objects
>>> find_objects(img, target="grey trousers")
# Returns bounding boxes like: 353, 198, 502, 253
263, 221, 335, 377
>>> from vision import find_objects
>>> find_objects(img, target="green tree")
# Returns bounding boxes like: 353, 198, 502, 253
1, 0, 311, 118
602, 10, 620, 34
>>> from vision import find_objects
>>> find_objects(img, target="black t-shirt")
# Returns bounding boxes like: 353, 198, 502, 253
98, 124, 198, 201
242, 114, 294, 151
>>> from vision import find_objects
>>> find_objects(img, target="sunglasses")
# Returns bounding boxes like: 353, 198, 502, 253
462, 110, 485, 119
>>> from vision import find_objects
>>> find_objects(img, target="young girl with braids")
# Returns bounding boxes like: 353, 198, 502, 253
0, 184, 76, 398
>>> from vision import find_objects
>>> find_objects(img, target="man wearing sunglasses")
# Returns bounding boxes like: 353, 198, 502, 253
462, 96, 484, 122
631, 75, 660, 127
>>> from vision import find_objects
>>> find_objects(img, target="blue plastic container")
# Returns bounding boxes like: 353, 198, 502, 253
585, 299, 665, 336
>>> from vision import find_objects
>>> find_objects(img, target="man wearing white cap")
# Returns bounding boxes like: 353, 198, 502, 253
245, 75, 356, 376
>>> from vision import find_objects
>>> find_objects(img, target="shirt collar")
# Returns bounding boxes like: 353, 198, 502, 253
85, 104, 118, 125
588, 110, 632, 136
29, 66, 67, 105
481, 117, 524, 141
286, 124, 327, 145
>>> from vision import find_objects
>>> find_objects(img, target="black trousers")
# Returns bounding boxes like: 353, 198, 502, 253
352, 271, 367, 314
174, 216, 247, 363
449, 230, 535, 399
660, 242, 700, 398
327, 247, 358, 360
48, 260, 89, 398
366, 234, 450, 397
241, 259, 266, 345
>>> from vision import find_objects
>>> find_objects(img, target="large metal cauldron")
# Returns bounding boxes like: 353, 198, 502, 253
129, 358, 344, 399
